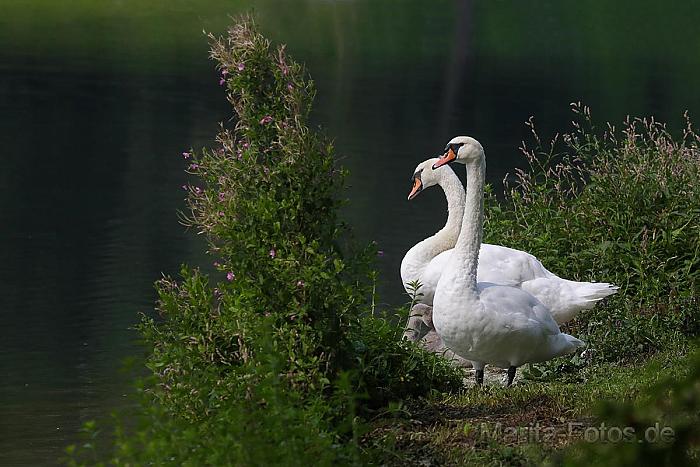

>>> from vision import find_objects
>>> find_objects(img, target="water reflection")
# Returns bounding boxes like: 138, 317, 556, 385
0, 71, 223, 464
1, 1, 699, 464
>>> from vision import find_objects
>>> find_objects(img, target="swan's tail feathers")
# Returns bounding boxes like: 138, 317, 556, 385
563, 333, 586, 351
551, 281, 620, 323
551, 333, 586, 358
575, 281, 619, 304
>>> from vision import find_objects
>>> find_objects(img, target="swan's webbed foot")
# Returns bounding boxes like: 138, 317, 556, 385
506, 366, 517, 387
475, 369, 484, 386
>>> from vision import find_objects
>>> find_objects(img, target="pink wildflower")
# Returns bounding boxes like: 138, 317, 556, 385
259, 115, 273, 125
226, 272, 235, 281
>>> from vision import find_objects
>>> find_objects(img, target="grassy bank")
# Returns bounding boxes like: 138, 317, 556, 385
364, 345, 696, 465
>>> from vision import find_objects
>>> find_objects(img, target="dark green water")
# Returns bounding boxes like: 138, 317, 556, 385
1, 1, 699, 464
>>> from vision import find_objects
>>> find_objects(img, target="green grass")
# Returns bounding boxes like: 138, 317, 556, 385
363, 346, 694, 466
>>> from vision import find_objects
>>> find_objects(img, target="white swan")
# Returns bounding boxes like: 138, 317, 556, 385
431, 136, 585, 386
401, 158, 617, 325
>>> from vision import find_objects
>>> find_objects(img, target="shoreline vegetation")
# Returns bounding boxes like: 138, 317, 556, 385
66, 18, 699, 466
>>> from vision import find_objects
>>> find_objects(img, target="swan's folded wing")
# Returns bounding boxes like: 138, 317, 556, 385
478, 243, 552, 284
529, 301, 561, 336
479, 284, 561, 336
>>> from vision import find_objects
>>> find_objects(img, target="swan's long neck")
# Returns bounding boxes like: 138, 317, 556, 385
400, 169, 465, 284
436, 168, 466, 242
451, 153, 485, 296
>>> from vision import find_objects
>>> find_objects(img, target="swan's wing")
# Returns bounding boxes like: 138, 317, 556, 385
479, 284, 561, 336
420, 249, 452, 298
476, 281, 499, 291
528, 300, 561, 336
424, 248, 535, 289
478, 243, 552, 284
427, 245, 551, 290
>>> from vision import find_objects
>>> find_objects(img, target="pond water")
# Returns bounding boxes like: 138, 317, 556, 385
1, 1, 699, 464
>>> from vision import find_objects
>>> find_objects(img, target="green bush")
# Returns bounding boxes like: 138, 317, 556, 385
181, 15, 460, 411
349, 306, 464, 406
65, 17, 462, 466
484, 104, 700, 363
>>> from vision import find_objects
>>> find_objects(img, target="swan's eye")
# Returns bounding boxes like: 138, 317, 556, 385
444, 143, 463, 153
411, 168, 423, 182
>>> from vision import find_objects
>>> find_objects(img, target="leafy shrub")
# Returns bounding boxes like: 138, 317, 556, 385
66, 349, 346, 467
350, 306, 464, 407
65, 17, 462, 466
183, 15, 460, 411
485, 104, 700, 363
189, 19, 371, 392
486, 104, 700, 300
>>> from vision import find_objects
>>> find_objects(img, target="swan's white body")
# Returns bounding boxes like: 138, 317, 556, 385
431, 137, 584, 374
403, 304, 471, 368
400, 159, 617, 325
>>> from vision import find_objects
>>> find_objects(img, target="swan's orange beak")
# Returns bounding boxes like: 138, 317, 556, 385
407, 177, 423, 201
432, 147, 457, 169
